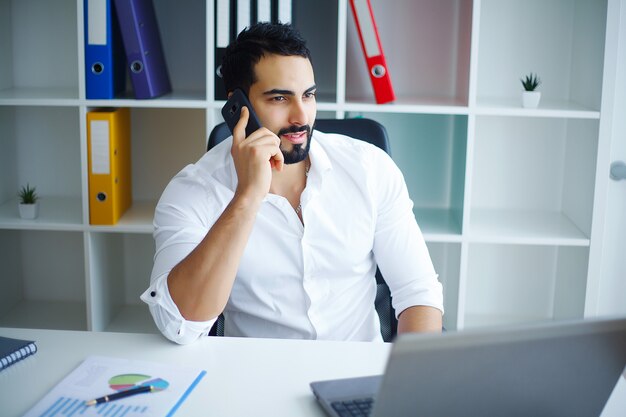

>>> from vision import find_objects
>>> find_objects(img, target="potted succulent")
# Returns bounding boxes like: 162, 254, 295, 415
520, 72, 541, 108
18, 183, 39, 219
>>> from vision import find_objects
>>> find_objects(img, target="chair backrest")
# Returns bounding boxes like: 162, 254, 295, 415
207, 118, 391, 157
207, 118, 398, 341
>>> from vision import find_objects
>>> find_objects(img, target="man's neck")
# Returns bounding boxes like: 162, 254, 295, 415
269, 157, 309, 200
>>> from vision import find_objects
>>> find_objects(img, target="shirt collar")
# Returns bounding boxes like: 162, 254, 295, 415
308, 130, 332, 179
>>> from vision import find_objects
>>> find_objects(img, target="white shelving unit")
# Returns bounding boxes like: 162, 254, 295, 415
0, 0, 622, 334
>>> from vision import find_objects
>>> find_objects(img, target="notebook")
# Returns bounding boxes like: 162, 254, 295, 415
311, 317, 626, 417
0, 336, 37, 372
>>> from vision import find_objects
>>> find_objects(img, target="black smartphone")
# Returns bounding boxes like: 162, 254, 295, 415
221, 88, 262, 137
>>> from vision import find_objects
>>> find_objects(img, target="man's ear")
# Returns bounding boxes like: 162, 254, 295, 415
226, 91, 233, 99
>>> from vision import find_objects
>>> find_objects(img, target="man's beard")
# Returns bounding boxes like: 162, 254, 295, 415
277, 125, 312, 164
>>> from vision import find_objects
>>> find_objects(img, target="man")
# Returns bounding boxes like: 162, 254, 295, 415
141, 22, 443, 344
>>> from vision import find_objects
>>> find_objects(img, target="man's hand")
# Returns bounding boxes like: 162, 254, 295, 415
231, 107, 284, 202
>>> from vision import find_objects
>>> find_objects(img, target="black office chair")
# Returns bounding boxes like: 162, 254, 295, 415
207, 118, 398, 342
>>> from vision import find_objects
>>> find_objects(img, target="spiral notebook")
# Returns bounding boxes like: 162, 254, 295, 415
0, 336, 37, 372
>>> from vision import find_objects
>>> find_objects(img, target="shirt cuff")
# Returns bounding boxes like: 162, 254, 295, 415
391, 275, 445, 319
140, 274, 218, 344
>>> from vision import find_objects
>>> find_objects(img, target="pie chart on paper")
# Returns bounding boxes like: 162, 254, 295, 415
108, 374, 170, 392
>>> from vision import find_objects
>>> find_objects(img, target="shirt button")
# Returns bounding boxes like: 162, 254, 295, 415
150, 291, 156, 297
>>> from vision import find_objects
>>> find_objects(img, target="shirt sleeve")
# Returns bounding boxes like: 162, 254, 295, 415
140, 274, 217, 344
140, 171, 221, 344
369, 148, 444, 317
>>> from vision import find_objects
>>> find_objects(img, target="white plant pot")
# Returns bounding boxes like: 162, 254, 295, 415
19, 203, 39, 219
522, 91, 541, 108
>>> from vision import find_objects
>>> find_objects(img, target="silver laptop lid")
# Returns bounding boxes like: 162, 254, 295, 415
372, 317, 626, 417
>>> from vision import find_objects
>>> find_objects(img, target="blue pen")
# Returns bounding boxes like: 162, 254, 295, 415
84, 385, 154, 406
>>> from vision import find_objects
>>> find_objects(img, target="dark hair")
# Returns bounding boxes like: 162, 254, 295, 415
221, 22, 312, 95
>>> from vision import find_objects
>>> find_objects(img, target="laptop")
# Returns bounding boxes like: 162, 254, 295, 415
311, 317, 626, 417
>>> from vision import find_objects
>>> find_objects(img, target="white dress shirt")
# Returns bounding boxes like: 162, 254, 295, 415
141, 130, 443, 344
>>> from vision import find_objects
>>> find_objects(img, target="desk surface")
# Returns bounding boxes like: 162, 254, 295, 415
0, 327, 390, 417
2, 327, 626, 417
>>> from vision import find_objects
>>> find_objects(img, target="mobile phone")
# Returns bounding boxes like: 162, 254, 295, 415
221, 88, 262, 137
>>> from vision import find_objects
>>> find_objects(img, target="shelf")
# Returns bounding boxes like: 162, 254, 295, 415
426, 242, 462, 331
346, 113, 468, 230
87, 200, 156, 234
152, 0, 206, 99
345, 0, 472, 106
0, 197, 83, 231
0, 300, 87, 331
0, 87, 79, 106
0, 0, 615, 336
313, 92, 340, 106
211, 95, 340, 111
0, 0, 78, 97
344, 97, 469, 115
476, 0, 607, 111
471, 116, 598, 241
85, 91, 208, 109
416, 208, 462, 242
315, 101, 342, 112
475, 97, 600, 119
0, 230, 86, 329
105, 305, 159, 334
468, 209, 590, 246
129, 107, 208, 201
464, 243, 589, 330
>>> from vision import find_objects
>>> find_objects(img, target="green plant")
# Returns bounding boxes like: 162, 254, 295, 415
520, 73, 541, 91
18, 183, 39, 204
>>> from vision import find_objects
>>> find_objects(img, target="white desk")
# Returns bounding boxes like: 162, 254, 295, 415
0, 328, 390, 417
2, 327, 626, 417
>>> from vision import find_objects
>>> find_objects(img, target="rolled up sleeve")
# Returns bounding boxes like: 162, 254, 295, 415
140, 274, 217, 344
142, 171, 224, 344
370, 150, 444, 317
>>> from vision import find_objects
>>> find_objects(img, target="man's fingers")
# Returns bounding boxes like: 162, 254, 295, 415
252, 134, 283, 171
232, 106, 249, 143
233, 126, 283, 171
243, 134, 284, 172
271, 148, 284, 172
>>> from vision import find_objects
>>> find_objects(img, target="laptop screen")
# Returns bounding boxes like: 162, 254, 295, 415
312, 317, 626, 417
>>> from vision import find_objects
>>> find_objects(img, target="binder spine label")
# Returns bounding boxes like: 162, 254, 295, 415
237, 0, 251, 35
257, 0, 271, 22
277, 0, 291, 24
216, 0, 231, 47
87, 0, 107, 45
90, 120, 111, 175
353, 0, 380, 57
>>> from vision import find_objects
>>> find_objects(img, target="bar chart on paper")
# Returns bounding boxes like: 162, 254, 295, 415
35, 374, 170, 417
33, 396, 151, 417
23, 356, 206, 417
